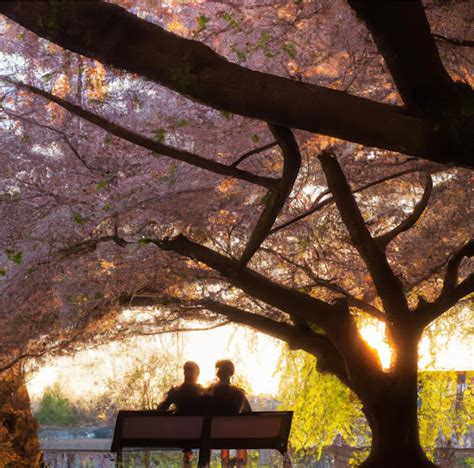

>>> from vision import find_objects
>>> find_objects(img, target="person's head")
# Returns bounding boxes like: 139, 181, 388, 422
215, 359, 234, 383
183, 361, 200, 383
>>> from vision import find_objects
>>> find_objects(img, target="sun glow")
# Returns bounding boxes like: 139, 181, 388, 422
359, 322, 393, 370
27, 325, 282, 400
358, 309, 474, 372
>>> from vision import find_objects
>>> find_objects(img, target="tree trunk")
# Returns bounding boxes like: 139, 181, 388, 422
361, 392, 435, 467
0, 364, 43, 467
360, 334, 436, 468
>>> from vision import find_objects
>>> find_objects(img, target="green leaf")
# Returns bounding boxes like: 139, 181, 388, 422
257, 31, 272, 47
41, 71, 54, 83
230, 46, 246, 63
251, 134, 260, 143
154, 128, 166, 144
5, 249, 22, 264
138, 238, 151, 245
0, 269, 6, 276
96, 180, 106, 190
282, 42, 297, 59
175, 118, 189, 128
196, 15, 208, 32
259, 190, 276, 207
222, 13, 239, 30
102, 202, 110, 212
72, 212, 86, 224
220, 110, 232, 120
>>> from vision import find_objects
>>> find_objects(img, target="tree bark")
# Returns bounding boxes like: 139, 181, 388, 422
358, 333, 435, 467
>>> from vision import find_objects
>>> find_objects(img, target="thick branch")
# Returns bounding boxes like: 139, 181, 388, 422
240, 125, 301, 265
261, 246, 385, 321
4, 79, 275, 188
150, 234, 342, 332
375, 173, 433, 248
202, 300, 349, 384
418, 275, 473, 327
348, 1, 456, 113
319, 151, 409, 318
441, 240, 474, 295
417, 240, 474, 325
1, 1, 465, 164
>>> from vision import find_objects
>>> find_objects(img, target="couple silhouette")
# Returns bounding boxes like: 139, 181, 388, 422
157, 360, 251, 467
157, 360, 251, 416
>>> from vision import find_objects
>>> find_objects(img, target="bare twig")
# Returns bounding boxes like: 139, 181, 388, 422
231, 141, 278, 167
375, 173, 432, 248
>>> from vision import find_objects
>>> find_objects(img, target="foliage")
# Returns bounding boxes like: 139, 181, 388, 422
100, 351, 181, 411
0, 1, 473, 465
419, 371, 474, 458
35, 382, 79, 427
277, 348, 369, 462
278, 351, 474, 463
0, 366, 42, 467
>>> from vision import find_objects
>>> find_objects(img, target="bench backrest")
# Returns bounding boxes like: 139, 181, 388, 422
111, 411, 293, 454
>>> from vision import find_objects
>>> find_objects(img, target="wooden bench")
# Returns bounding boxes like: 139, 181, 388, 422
110, 410, 293, 466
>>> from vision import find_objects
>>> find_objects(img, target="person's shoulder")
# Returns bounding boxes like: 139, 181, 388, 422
167, 386, 180, 396
230, 384, 246, 394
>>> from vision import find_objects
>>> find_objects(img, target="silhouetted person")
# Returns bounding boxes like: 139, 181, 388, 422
157, 361, 205, 415
207, 360, 251, 467
157, 361, 205, 466
207, 360, 251, 415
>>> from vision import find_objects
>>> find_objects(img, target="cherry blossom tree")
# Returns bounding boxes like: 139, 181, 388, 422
0, 1, 472, 466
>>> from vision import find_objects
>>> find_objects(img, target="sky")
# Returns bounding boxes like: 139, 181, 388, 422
26, 323, 283, 400
26, 307, 473, 402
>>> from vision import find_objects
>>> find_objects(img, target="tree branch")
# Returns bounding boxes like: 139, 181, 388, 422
3, 79, 276, 188
433, 33, 474, 49
0, 104, 105, 174
260, 246, 386, 321
231, 141, 278, 167
1, 1, 464, 164
270, 166, 440, 235
240, 125, 301, 265
417, 240, 474, 325
203, 300, 350, 384
375, 173, 433, 248
149, 234, 343, 332
59, 235, 129, 258
318, 151, 409, 318
0, 351, 46, 374
348, 1, 456, 113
